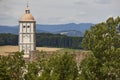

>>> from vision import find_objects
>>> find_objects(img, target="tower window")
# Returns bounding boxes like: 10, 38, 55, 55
27, 26, 30, 28
23, 26, 26, 28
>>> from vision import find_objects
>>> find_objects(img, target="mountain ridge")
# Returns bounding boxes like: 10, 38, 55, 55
0, 23, 94, 36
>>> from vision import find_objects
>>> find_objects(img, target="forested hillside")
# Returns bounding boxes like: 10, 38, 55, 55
0, 33, 83, 49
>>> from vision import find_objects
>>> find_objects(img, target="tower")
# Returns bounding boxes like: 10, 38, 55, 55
19, 5, 36, 58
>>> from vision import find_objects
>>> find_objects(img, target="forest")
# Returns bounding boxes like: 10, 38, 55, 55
0, 33, 83, 49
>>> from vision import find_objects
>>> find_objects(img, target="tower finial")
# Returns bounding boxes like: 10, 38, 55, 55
25, 1, 30, 14
27, 1, 29, 8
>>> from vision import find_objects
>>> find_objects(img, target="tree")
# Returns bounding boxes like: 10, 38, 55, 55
0, 51, 25, 80
39, 52, 78, 80
80, 17, 120, 80
0, 56, 11, 80
0, 33, 83, 49
24, 62, 39, 80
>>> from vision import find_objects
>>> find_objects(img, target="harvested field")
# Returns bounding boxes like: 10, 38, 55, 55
36, 47, 61, 52
0, 46, 18, 55
0, 46, 90, 62
0, 45, 62, 55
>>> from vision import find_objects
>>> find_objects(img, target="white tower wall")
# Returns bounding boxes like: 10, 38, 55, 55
19, 6, 36, 58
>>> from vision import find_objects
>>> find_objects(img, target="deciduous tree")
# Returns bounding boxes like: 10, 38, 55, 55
80, 17, 120, 80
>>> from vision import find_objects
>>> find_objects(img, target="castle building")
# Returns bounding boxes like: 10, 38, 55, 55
19, 5, 36, 58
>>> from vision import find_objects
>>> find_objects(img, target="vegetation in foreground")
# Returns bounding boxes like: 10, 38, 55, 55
0, 51, 81, 80
81, 17, 120, 80
0, 17, 120, 80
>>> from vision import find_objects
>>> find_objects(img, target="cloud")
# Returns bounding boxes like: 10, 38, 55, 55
78, 12, 86, 16
94, 0, 112, 4
74, 1, 87, 5
0, 0, 119, 25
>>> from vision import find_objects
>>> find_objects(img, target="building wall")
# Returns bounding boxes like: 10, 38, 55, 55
19, 21, 36, 57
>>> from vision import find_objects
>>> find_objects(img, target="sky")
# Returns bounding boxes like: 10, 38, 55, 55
0, 0, 120, 26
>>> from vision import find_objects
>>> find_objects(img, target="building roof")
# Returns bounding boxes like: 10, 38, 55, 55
20, 7, 35, 21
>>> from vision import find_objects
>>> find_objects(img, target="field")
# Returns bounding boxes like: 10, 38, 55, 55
0, 45, 62, 55
0, 45, 90, 63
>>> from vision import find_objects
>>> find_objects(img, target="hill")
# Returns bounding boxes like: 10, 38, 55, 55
0, 23, 93, 36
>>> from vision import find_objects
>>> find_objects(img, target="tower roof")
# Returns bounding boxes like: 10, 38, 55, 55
20, 5, 34, 21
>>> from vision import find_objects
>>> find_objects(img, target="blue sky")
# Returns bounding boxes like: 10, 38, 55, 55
0, 0, 119, 25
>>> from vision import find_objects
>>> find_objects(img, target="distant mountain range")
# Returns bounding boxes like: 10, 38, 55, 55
0, 23, 94, 37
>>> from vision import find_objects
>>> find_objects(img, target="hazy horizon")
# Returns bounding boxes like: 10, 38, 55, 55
0, 22, 94, 26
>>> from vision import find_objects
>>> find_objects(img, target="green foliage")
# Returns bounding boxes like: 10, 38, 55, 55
0, 33, 83, 49
24, 62, 39, 80
37, 52, 78, 80
0, 51, 25, 80
0, 56, 10, 80
24, 51, 48, 80
81, 17, 120, 80
9, 51, 25, 79
0, 33, 18, 45
36, 33, 83, 49
19, 51, 79, 80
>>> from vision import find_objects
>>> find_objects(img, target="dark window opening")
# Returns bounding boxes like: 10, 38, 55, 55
23, 26, 25, 28
27, 26, 30, 28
